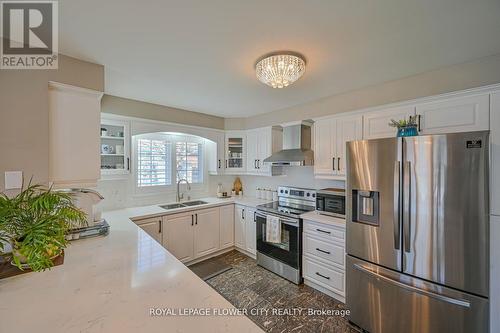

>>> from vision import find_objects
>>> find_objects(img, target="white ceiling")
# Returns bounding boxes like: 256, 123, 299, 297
58, 0, 500, 118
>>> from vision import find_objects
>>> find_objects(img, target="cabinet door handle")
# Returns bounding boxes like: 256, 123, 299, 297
127, 157, 130, 170
332, 157, 335, 171
242, 209, 245, 220
316, 248, 330, 255
417, 114, 422, 132
258, 160, 260, 169
316, 228, 331, 234
254, 160, 257, 169
191, 215, 194, 226
254, 211, 256, 222
316, 272, 330, 280
225, 160, 228, 168
158, 220, 162, 233
195, 213, 198, 225
337, 157, 340, 171
218, 159, 221, 169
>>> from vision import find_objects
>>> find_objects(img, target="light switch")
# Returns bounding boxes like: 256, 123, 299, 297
5, 171, 23, 190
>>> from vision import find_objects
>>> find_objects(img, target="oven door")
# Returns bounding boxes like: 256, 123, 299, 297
255, 211, 301, 269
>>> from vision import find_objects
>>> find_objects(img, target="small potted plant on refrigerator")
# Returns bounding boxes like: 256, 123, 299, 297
388, 115, 419, 137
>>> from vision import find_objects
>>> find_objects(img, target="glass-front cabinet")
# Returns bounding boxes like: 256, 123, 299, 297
225, 131, 246, 174
100, 116, 130, 176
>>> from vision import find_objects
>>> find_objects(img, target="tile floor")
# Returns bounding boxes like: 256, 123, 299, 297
192, 250, 362, 333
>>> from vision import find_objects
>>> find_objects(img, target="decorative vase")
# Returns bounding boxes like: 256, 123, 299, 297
397, 125, 418, 137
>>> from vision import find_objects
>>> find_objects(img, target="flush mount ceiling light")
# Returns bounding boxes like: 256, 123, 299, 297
255, 52, 306, 88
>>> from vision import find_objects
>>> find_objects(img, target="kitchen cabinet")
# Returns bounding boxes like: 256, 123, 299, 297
246, 126, 283, 175
234, 205, 246, 250
225, 131, 246, 174
134, 216, 163, 244
164, 211, 195, 263
416, 94, 489, 135
193, 208, 220, 258
245, 207, 257, 255
313, 114, 362, 179
219, 204, 235, 249
100, 115, 130, 177
491, 92, 500, 216
208, 132, 226, 176
303, 218, 346, 302
48, 81, 103, 188
363, 106, 416, 139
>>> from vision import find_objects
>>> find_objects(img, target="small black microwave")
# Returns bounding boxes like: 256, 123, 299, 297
316, 188, 346, 218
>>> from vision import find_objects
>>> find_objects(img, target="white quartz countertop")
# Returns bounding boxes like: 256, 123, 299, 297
300, 211, 346, 228
124, 196, 272, 221
0, 200, 264, 333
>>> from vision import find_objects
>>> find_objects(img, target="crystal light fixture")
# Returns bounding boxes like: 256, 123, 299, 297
255, 52, 306, 88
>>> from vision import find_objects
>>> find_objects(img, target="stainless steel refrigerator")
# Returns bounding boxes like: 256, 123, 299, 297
346, 131, 489, 333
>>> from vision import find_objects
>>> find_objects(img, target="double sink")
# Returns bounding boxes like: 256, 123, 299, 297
159, 200, 208, 210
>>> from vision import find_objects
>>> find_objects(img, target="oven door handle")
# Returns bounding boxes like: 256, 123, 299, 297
255, 211, 298, 226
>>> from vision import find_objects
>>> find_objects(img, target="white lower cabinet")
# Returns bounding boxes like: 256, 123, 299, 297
219, 204, 235, 249
234, 205, 246, 250
303, 219, 346, 302
134, 216, 163, 244
194, 208, 220, 258
162, 205, 231, 264
245, 207, 257, 255
164, 212, 195, 263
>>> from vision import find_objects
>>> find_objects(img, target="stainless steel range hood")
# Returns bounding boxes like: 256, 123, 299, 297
263, 121, 314, 166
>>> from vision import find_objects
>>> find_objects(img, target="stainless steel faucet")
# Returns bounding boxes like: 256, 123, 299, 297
176, 178, 191, 202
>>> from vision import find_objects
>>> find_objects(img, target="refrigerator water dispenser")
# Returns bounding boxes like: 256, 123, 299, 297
352, 190, 379, 225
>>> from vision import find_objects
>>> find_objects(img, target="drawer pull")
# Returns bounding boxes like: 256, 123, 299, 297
316, 228, 331, 234
316, 248, 331, 255
316, 272, 330, 280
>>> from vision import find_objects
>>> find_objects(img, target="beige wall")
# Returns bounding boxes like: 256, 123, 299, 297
0, 46, 104, 192
101, 95, 224, 130
225, 53, 500, 130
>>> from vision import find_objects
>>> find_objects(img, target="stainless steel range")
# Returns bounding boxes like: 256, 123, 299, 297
256, 186, 316, 284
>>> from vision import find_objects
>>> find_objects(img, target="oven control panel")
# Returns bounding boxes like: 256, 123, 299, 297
278, 186, 316, 202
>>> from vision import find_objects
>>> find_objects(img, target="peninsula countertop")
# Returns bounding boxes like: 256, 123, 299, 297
0, 199, 265, 333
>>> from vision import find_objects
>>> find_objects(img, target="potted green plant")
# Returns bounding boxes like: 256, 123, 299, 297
0, 183, 87, 271
388, 115, 419, 137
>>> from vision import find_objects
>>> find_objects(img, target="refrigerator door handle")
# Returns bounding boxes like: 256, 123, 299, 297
393, 161, 401, 250
403, 161, 411, 253
353, 263, 471, 308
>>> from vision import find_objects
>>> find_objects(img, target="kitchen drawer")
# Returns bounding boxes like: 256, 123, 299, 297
303, 257, 345, 295
304, 220, 345, 242
304, 234, 344, 268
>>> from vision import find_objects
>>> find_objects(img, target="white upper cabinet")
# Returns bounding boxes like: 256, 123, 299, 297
491, 92, 500, 216
416, 94, 489, 135
225, 131, 246, 174
216, 132, 226, 175
207, 131, 225, 176
335, 115, 363, 176
48, 81, 103, 188
100, 115, 130, 178
314, 115, 362, 179
313, 118, 335, 175
246, 127, 282, 175
363, 106, 416, 139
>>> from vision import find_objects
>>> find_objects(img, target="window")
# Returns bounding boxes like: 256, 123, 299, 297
137, 138, 171, 187
176, 142, 203, 184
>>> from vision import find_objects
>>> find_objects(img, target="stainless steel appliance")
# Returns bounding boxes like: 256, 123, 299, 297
256, 186, 316, 284
263, 121, 314, 166
346, 131, 489, 333
315, 188, 345, 218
